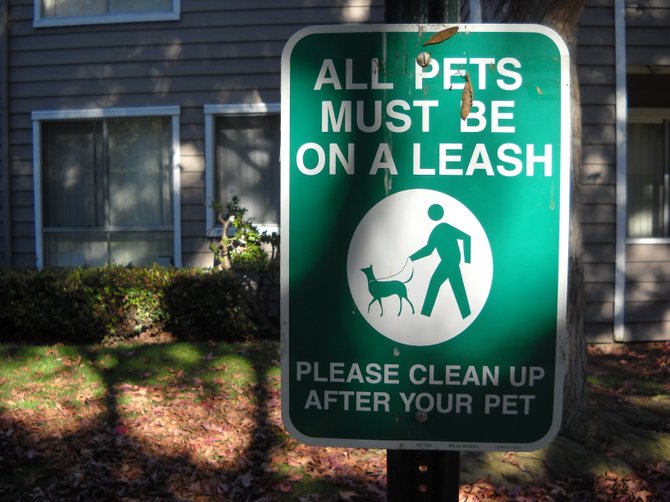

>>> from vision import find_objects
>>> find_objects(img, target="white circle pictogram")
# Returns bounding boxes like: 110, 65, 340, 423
347, 189, 493, 346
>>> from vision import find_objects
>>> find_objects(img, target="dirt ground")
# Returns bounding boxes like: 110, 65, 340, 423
458, 341, 670, 501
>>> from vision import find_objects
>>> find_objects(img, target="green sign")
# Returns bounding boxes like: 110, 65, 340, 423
281, 24, 569, 451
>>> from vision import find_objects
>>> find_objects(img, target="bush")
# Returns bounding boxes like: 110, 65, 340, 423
0, 266, 255, 345
162, 268, 255, 339
209, 196, 280, 336
0, 268, 105, 344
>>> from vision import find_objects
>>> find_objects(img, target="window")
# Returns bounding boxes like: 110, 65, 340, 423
33, 108, 181, 267
205, 104, 280, 235
34, 0, 180, 27
627, 109, 670, 239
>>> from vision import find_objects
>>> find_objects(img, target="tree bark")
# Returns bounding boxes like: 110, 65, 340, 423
385, 0, 459, 23
486, 0, 587, 434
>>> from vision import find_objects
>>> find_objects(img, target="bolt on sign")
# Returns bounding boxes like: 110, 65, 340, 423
280, 24, 570, 451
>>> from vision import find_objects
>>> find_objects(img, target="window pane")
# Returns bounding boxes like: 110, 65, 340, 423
45, 231, 108, 267
45, 230, 171, 267
43, 121, 102, 228
110, 231, 172, 267
107, 117, 172, 227
40, 115, 174, 267
110, 0, 172, 13
41, 0, 172, 17
215, 114, 280, 227
42, 0, 105, 17
627, 122, 666, 238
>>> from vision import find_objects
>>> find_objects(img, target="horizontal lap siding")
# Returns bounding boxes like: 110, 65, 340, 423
626, 244, 670, 340
6, 0, 383, 267
623, 0, 670, 341
578, 0, 617, 342
6, 0, 32, 265
0, 0, 6, 266
626, 0, 670, 67
1, 63, 4, 267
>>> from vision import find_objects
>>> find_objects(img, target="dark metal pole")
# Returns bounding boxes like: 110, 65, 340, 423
387, 450, 460, 502
384, 1, 461, 500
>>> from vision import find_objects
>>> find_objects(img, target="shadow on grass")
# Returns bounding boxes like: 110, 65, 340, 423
0, 340, 386, 501
3, 340, 667, 500
535, 342, 670, 498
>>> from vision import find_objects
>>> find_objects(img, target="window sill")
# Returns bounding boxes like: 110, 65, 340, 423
626, 238, 670, 245
206, 224, 280, 239
34, 11, 180, 28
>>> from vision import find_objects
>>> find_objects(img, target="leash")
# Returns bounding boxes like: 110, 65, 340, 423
374, 256, 413, 281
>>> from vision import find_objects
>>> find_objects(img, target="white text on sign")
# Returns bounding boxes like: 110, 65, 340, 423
296, 361, 547, 416
296, 57, 552, 178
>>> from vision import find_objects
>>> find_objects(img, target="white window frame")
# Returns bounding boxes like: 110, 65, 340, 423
614, 0, 627, 342
32, 106, 182, 268
34, 0, 180, 28
626, 107, 670, 244
204, 103, 281, 237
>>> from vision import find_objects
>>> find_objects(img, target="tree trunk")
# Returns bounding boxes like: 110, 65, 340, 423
486, 0, 587, 434
385, 0, 459, 23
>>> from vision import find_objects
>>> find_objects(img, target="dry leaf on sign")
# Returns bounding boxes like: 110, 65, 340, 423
461, 73, 474, 120
423, 26, 459, 46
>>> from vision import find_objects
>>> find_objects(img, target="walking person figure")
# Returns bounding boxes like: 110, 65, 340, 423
410, 203, 472, 318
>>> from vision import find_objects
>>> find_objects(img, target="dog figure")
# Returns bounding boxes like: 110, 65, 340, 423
361, 265, 415, 316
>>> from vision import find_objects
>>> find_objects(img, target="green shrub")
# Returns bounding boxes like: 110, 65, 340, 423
209, 196, 280, 336
162, 268, 254, 339
209, 196, 279, 270
0, 266, 254, 345
0, 268, 105, 344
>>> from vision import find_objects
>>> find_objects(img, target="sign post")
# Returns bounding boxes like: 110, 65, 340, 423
281, 21, 570, 461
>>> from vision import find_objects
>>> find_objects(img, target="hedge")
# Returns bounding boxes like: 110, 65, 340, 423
0, 266, 256, 344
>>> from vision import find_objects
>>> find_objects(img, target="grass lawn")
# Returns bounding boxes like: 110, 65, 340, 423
1, 338, 668, 501
0, 338, 386, 501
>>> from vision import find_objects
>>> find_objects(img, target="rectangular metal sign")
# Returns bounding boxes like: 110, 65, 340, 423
281, 24, 570, 451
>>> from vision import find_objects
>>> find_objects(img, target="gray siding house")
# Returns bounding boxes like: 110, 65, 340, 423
577, 0, 670, 342
0, 0, 668, 343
